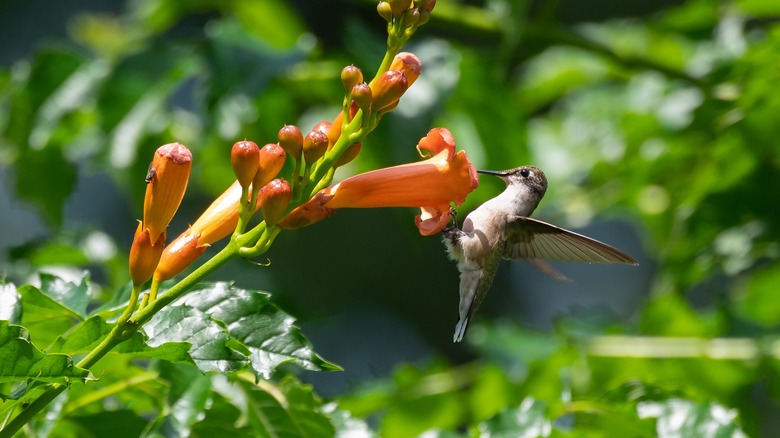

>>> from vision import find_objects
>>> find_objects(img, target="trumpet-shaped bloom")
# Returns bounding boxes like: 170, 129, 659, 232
280, 128, 478, 235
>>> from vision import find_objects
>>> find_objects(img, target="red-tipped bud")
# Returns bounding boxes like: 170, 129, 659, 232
334, 142, 362, 168
351, 83, 372, 113
143, 143, 192, 242
416, 0, 435, 25
313, 120, 332, 138
231, 140, 260, 189
303, 130, 329, 165
153, 231, 208, 282
388, 0, 413, 18
372, 70, 408, 112
129, 222, 165, 286
390, 52, 422, 88
278, 125, 303, 159
260, 179, 292, 226
377, 1, 393, 21
255, 143, 286, 189
415, 0, 436, 12
341, 65, 364, 96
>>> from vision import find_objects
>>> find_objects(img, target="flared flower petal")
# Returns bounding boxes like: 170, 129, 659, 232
280, 128, 478, 235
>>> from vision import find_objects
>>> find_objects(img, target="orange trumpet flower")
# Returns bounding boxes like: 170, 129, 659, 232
280, 128, 478, 235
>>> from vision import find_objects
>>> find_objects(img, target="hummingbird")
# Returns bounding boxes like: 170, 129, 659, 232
442, 165, 638, 342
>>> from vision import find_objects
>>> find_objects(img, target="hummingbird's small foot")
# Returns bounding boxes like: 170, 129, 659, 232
442, 208, 461, 242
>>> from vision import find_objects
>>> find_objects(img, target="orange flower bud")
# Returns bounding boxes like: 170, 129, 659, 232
231, 140, 260, 189
143, 142, 192, 242
334, 142, 362, 168
260, 179, 292, 226
351, 83, 372, 114
255, 143, 286, 189
153, 231, 208, 282
377, 1, 393, 21
190, 181, 260, 246
371, 70, 408, 112
415, 0, 435, 25
389, 52, 422, 88
278, 125, 303, 159
129, 221, 165, 286
313, 121, 332, 143
341, 65, 363, 96
388, 0, 413, 18
303, 130, 329, 165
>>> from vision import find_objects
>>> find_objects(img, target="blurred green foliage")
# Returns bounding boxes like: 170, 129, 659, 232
2, 0, 780, 436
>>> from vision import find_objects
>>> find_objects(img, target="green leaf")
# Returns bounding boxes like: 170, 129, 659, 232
0, 321, 92, 383
172, 282, 340, 378
733, 261, 780, 326
322, 403, 375, 437
154, 361, 213, 437
145, 305, 247, 373
0, 283, 22, 323
478, 398, 551, 437
38, 272, 92, 319
55, 410, 150, 438
637, 398, 747, 437
236, 376, 335, 437
18, 285, 83, 349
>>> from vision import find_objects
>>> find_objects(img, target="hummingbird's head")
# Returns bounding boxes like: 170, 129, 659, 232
477, 165, 548, 197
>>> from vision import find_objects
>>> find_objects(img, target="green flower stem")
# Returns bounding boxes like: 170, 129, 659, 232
238, 225, 281, 259
235, 185, 252, 235
116, 285, 141, 325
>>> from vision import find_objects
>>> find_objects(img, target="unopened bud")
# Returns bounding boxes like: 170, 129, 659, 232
416, 0, 436, 12
372, 70, 408, 112
190, 181, 260, 246
260, 179, 292, 226
143, 143, 192, 242
153, 231, 207, 282
334, 142, 362, 168
341, 65, 363, 96
313, 120, 332, 139
129, 222, 165, 286
402, 8, 420, 27
377, 1, 393, 21
256, 143, 286, 189
390, 52, 422, 88
388, 0, 413, 18
278, 125, 303, 159
303, 130, 329, 165
351, 83, 372, 113
231, 140, 260, 189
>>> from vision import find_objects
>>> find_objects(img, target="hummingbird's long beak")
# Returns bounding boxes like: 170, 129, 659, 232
476, 169, 510, 176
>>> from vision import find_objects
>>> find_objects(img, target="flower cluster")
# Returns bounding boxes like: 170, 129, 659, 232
127, 5, 477, 297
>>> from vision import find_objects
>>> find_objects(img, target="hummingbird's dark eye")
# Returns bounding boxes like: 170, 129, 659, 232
520, 169, 530, 178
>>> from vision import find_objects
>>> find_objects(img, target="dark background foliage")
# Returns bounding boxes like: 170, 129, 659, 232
1, 0, 779, 436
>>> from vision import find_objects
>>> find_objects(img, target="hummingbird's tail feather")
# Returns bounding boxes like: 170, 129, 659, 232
453, 269, 481, 342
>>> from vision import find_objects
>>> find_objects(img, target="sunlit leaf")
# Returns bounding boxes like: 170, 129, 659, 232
637, 398, 747, 437
478, 398, 551, 437
145, 305, 247, 374
38, 272, 92, 319
0, 283, 22, 324
172, 282, 340, 379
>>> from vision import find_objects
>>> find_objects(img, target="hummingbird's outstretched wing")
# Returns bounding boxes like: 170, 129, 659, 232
502, 216, 638, 265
